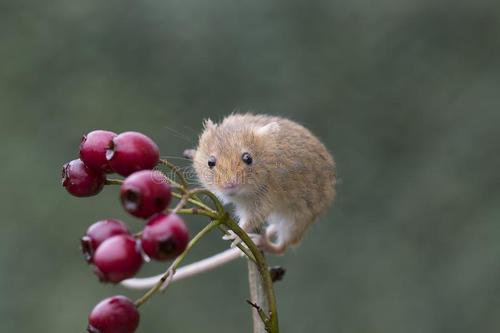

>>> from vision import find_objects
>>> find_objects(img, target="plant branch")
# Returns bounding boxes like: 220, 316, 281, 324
171, 191, 217, 215
105, 178, 123, 185
134, 219, 221, 308
189, 188, 225, 215
169, 207, 215, 218
223, 216, 279, 333
159, 159, 188, 190
217, 224, 256, 263
247, 300, 270, 325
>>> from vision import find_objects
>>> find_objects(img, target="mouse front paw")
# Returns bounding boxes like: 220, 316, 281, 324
222, 230, 243, 248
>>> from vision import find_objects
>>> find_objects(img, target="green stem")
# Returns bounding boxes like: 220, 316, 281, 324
171, 191, 215, 214
105, 178, 123, 185
217, 224, 256, 263
171, 192, 190, 214
247, 300, 270, 327
159, 159, 188, 189
224, 216, 279, 333
189, 188, 225, 214
170, 207, 216, 218
135, 219, 221, 308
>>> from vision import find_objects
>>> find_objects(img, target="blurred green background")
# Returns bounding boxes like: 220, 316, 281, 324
1, 0, 500, 332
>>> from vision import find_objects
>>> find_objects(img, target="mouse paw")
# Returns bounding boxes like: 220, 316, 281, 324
248, 231, 286, 255
221, 230, 236, 241
222, 230, 242, 248
182, 149, 195, 160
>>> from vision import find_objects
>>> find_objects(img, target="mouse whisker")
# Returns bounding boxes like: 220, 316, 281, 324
163, 125, 196, 144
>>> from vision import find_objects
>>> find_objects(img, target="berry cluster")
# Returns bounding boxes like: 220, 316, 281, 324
62, 130, 189, 333
62, 130, 160, 197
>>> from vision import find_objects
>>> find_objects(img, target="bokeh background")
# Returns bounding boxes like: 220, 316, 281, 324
1, 0, 500, 332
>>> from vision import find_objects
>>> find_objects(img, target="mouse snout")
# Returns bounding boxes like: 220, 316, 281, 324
222, 181, 238, 190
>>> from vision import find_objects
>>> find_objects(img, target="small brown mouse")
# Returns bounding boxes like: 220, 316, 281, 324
121, 114, 336, 289
193, 113, 336, 254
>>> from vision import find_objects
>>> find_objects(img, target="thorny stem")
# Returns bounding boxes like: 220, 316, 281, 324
247, 300, 269, 325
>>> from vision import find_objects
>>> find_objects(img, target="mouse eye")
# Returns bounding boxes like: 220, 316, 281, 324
242, 152, 253, 165
208, 156, 216, 169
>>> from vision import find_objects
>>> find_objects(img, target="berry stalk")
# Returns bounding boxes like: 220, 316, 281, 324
134, 218, 222, 308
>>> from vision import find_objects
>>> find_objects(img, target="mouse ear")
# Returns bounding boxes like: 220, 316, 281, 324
203, 118, 217, 131
255, 122, 280, 136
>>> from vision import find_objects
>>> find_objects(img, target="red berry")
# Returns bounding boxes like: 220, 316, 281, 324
80, 130, 117, 173
120, 170, 172, 219
81, 219, 130, 263
106, 131, 160, 176
141, 213, 189, 261
92, 235, 143, 283
87, 295, 139, 333
61, 159, 105, 197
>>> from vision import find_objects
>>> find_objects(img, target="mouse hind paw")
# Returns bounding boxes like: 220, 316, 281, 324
248, 228, 287, 255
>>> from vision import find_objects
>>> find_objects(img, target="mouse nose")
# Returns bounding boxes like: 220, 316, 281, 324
222, 181, 238, 190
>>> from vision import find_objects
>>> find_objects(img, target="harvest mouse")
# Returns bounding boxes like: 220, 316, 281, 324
121, 114, 336, 289
192, 113, 336, 254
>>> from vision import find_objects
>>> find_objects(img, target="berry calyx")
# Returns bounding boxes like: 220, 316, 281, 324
92, 235, 143, 283
120, 170, 172, 219
80, 130, 117, 173
87, 295, 139, 333
106, 131, 160, 176
141, 213, 189, 261
62, 159, 105, 197
81, 219, 130, 263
